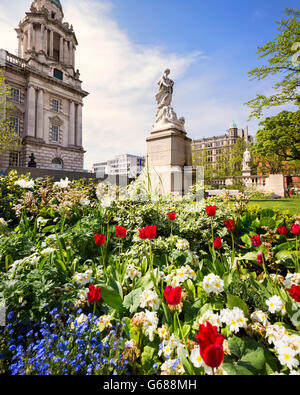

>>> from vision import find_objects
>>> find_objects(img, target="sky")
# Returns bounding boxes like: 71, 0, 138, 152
0, 0, 299, 169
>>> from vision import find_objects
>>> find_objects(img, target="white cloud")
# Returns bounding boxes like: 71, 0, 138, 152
63, 0, 201, 168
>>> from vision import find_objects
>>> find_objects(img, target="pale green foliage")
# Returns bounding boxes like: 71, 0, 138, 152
0, 67, 22, 152
245, 8, 300, 119
253, 110, 300, 163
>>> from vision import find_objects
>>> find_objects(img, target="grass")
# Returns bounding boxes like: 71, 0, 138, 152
247, 197, 300, 215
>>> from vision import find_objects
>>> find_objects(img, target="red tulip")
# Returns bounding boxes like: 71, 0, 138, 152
256, 250, 264, 264
94, 233, 106, 246
223, 219, 235, 232
292, 224, 300, 236
168, 212, 176, 221
213, 236, 222, 249
163, 286, 182, 305
287, 284, 300, 303
115, 225, 127, 238
277, 226, 288, 235
250, 235, 262, 247
138, 225, 157, 240
87, 284, 102, 304
195, 321, 225, 368
206, 205, 216, 217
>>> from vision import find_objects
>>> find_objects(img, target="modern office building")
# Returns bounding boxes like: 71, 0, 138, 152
93, 154, 145, 178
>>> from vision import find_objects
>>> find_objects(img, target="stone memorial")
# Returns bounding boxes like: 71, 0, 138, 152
146, 69, 193, 195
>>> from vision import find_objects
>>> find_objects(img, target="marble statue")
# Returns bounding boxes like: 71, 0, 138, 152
155, 69, 174, 111
242, 148, 251, 171
154, 69, 185, 130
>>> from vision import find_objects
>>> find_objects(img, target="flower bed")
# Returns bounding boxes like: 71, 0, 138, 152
0, 171, 299, 375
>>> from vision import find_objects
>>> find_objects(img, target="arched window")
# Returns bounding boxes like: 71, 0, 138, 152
52, 157, 63, 170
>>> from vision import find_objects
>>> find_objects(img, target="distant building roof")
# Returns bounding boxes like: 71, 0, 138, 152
52, 0, 62, 9
229, 120, 237, 129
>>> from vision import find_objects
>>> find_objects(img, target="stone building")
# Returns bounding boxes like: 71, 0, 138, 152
0, 0, 89, 172
192, 121, 253, 165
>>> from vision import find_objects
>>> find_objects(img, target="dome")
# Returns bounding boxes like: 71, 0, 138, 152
229, 120, 237, 129
52, 0, 62, 9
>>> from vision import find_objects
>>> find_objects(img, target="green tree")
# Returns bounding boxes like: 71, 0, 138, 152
253, 110, 300, 164
245, 8, 300, 119
249, 149, 284, 175
192, 145, 214, 184
229, 137, 247, 176
0, 67, 22, 152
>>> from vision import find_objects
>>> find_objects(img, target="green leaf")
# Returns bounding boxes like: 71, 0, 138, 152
226, 337, 266, 375
260, 217, 276, 229
184, 279, 195, 299
99, 284, 124, 311
238, 252, 258, 261
227, 294, 249, 317
276, 250, 298, 260
178, 347, 194, 375
260, 209, 275, 218
123, 288, 143, 313
135, 271, 154, 290
42, 225, 58, 233
241, 234, 252, 247
141, 346, 156, 374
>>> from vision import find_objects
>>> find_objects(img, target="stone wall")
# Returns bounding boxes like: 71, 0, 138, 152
5, 166, 96, 181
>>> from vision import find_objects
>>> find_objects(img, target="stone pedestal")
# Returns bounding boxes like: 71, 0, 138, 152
265, 174, 285, 197
146, 124, 192, 195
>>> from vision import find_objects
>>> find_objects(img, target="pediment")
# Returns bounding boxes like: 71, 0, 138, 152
11, 105, 25, 116
49, 115, 63, 125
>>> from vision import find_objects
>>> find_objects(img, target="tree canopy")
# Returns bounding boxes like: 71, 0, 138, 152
252, 110, 300, 163
0, 67, 22, 152
245, 8, 300, 119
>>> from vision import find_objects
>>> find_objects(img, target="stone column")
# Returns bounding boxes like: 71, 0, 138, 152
36, 89, 44, 140
23, 34, 28, 56
59, 36, 64, 62
76, 103, 82, 146
64, 40, 69, 65
40, 25, 45, 52
69, 100, 75, 145
72, 47, 75, 69
32, 25, 36, 51
17, 35, 22, 57
25, 85, 36, 137
49, 30, 53, 58
69, 41, 73, 66
28, 25, 33, 50
44, 27, 48, 54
